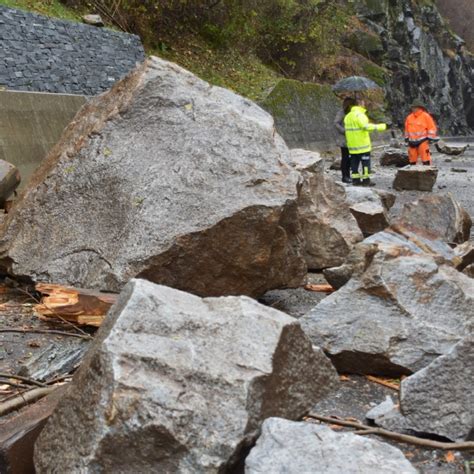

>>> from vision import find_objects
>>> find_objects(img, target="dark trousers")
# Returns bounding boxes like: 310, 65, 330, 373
351, 152, 371, 183
340, 147, 351, 179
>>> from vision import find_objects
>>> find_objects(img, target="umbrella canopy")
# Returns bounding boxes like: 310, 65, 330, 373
332, 76, 380, 94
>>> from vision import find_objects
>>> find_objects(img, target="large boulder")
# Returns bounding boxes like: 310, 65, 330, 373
285, 149, 363, 270
245, 418, 417, 474
393, 194, 472, 244
400, 335, 474, 442
34, 279, 339, 473
393, 166, 438, 192
300, 241, 474, 376
0, 57, 308, 297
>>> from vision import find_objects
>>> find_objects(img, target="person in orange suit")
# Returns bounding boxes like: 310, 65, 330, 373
404, 101, 439, 166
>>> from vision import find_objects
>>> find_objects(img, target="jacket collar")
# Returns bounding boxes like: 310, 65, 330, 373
351, 106, 367, 114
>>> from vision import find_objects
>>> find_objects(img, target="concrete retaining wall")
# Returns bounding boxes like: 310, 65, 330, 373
0, 6, 145, 95
0, 90, 86, 188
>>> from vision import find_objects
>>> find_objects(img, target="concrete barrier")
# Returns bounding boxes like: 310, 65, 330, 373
0, 90, 85, 188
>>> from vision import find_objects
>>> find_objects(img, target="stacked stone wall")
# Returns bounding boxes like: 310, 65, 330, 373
0, 6, 145, 95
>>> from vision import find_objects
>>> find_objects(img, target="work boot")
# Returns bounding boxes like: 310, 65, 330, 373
362, 179, 376, 187
422, 161, 431, 166
352, 178, 362, 186
342, 176, 352, 184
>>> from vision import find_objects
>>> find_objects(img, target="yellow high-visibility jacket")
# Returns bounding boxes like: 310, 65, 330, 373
344, 106, 387, 154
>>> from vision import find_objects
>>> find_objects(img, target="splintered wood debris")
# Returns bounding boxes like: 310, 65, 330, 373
34, 283, 117, 327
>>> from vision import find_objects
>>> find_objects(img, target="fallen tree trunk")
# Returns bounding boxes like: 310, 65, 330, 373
34, 283, 117, 327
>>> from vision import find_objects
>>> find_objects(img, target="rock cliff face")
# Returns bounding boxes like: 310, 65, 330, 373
354, 0, 474, 134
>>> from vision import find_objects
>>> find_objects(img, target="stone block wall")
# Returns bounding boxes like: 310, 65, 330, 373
0, 6, 145, 95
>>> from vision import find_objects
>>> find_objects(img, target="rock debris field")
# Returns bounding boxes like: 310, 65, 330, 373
0, 57, 472, 473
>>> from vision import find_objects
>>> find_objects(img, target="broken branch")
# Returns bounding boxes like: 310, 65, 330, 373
365, 375, 400, 391
0, 328, 93, 340
0, 373, 47, 388
0, 386, 57, 417
307, 413, 474, 451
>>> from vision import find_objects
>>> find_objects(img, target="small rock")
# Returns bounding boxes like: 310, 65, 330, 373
245, 418, 417, 474
82, 14, 104, 27
35, 280, 339, 473
451, 168, 468, 173
366, 397, 410, 433
380, 148, 410, 167
436, 140, 468, 156
0, 160, 21, 207
462, 263, 474, 278
400, 335, 474, 442
393, 165, 438, 192
375, 189, 396, 211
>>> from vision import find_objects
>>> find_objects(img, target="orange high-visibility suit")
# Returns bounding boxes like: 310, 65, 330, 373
404, 108, 439, 165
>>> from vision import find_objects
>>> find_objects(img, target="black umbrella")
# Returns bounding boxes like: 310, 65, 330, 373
332, 76, 380, 94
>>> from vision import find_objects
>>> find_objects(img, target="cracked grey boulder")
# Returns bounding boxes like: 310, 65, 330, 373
34, 280, 339, 473
245, 418, 417, 474
400, 336, 474, 442
300, 246, 474, 376
0, 57, 307, 297
285, 149, 363, 270
393, 194, 472, 244
322, 226, 457, 291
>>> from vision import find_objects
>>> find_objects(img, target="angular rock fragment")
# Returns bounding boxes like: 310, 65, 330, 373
394, 194, 472, 244
366, 397, 410, 433
400, 336, 474, 442
453, 241, 474, 273
463, 264, 474, 278
245, 418, 417, 474
34, 280, 339, 473
285, 149, 363, 270
323, 242, 378, 290
301, 246, 474, 376
375, 189, 396, 211
393, 165, 438, 192
436, 140, 468, 156
380, 148, 409, 167
0, 57, 307, 297
350, 201, 390, 236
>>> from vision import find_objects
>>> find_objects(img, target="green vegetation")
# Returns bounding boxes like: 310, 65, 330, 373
0, 0, 82, 20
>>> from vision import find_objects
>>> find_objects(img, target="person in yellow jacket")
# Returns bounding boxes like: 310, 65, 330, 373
344, 100, 387, 186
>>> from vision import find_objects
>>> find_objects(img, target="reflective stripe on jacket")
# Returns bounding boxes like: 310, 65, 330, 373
344, 106, 387, 154
404, 109, 438, 145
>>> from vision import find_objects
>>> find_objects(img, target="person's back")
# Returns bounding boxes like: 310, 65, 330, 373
344, 102, 386, 186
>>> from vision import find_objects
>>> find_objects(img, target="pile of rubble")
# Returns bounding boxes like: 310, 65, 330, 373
0, 57, 472, 472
